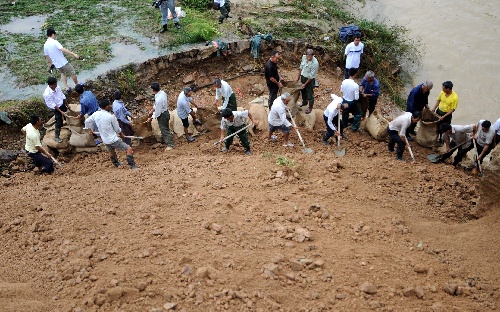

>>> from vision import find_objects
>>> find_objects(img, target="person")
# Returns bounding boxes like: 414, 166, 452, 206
387, 111, 422, 161
432, 81, 458, 142
21, 115, 55, 174
341, 68, 362, 132
405, 80, 433, 138
439, 123, 476, 167
213, 0, 231, 24
75, 84, 98, 119
322, 94, 349, 145
159, 0, 181, 32
297, 49, 319, 114
359, 70, 380, 118
344, 33, 363, 79
214, 78, 237, 111
43, 28, 79, 93
43, 77, 68, 143
147, 82, 175, 150
85, 99, 137, 170
268, 93, 295, 147
112, 90, 134, 146
474, 120, 495, 164
492, 117, 500, 148
176, 87, 202, 143
220, 108, 256, 155
264, 51, 284, 108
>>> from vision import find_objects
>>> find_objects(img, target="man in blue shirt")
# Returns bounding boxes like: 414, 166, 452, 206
112, 90, 134, 145
359, 70, 380, 118
405, 81, 433, 138
75, 84, 98, 119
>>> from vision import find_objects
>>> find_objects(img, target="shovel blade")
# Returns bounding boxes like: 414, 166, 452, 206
427, 154, 441, 163
334, 148, 346, 156
302, 148, 314, 154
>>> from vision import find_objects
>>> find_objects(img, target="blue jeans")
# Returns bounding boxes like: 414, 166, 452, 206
160, 0, 178, 25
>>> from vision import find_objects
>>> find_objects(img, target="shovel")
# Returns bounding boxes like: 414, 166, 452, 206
288, 110, 313, 154
334, 114, 345, 156
93, 132, 144, 140
51, 156, 63, 168
405, 137, 416, 163
427, 141, 467, 163
213, 123, 253, 146
472, 139, 483, 177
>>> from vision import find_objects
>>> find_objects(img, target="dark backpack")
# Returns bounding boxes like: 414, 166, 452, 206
338, 25, 361, 43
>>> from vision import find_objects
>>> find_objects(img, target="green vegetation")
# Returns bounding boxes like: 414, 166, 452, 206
276, 155, 296, 167
0, 98, 51, 126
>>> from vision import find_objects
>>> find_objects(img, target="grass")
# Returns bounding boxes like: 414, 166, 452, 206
276, 155, 296, 167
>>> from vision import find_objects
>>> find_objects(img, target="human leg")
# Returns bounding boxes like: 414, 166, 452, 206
224, 126, 235, 149
368, 98, 377, 116
350, 101, 362, 131
157, 111, 175, 147
453, 142, 473, 166
227, 93, 237, 111
236, 125, 251, 151
322, 115, 336, 142
118, 120, 134, 146
268, 86, 278, 108
159, 1, 169, 31
30, 152, 54, 174
439, 141, 457, 163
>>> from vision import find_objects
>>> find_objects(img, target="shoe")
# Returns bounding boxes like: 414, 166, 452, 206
388, 147, 395, 153
186, 136, 195, 142
194, 119, 202, 126
113, 161, 124, 167
129, 166, 137, 170
322, 139, 331, 146
160, 24, 167, 33
299, 102, 307, 107
395, 156, 405, 162
174, 22, 181, 30
245, 150, 252, 155
54, 137, 62, 143
269, 135, 277, 141
219, 18, 224, 24
283, 142, 294, 147
406, 136, 413, 142
221, 147, 228, 153
165, 146, 173, 151
305, 107, 312, 114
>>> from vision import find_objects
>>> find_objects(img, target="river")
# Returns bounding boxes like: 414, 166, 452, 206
347, 0, 500, 124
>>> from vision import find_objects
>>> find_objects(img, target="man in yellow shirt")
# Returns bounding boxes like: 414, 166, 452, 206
432, 81, 458, 142
21, 115, 55, 174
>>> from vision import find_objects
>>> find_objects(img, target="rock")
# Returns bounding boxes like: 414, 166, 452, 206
202, 221, 210, 229
210, 223, 222, 234
285, 272, 297, 281
369, 301, 381, 309
263, 263, 279, 275
137, 281, 148, 291
242, 64, 254, 71
251, 84, 265, 96
313, 259, 325, 269
182, 265, 192, 275
289, 260, 303, 271
275, 170, 284, 178
403, 287, 416, 297
0, 149, 18, 161
414, 265, 428, 274
183, 74, 195, 84
415, 286, 424, 299
360, 281, 377, 294
443, 283, 458, 296
152, 229, 163, 236
163, 302, 177, 310
107, 287, 123, 302
335, 293, 347, 300
294, 227, 311, 242
107, 207, 116, 215
196, 267, 210, 279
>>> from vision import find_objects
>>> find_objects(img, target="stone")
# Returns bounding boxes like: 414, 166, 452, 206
443, 283, 458, 296
275, 170, 284, 178
183, 74, 195, 84
313, 259, 325, 269
0, 149, 18, 162
211, 223, 222, 234
242, 64, 254, 72
263, 263, 279, 275
415, 286, 424, 299
251, 84, 265, 96
414, 265, 428, 274
196, 267, 210, 279
137, 281, 148, 291
360, 281, 377, 294
289, 260, 303, 271
163, 302, 177, 310
403, 287, 416, 297
107, 287, 123, 302
294, 227, 311, 242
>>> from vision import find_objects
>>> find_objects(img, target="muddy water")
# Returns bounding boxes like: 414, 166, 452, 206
348, 0, 500, 124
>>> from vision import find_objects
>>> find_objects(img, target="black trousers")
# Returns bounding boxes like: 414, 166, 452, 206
440, 141, 474, 165
28, 152, 54, 173
387, 127, 405, 158
267, 85, 279, 108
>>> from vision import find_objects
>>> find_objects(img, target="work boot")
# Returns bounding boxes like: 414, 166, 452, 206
174, 22, 181, 29
186, 136, 195, 143
54, 129, 62, 143
245, 150, 252, 155
110, 155, 123, 167
160, 24, 167, 33
126, 155, 137, 170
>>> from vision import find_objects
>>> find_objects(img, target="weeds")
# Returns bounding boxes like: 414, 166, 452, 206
276, 155, 295, 167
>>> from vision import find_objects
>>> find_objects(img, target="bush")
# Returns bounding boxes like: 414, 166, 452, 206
181, 0, 212, 11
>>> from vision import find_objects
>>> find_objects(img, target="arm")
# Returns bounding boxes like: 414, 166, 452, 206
444, 133, 451, 152
60, 47, 79, 59
439, 109, 455, 121
45, 55, 53, 66
478, 144, 490, 161
269, 77, 283, 88
354, 87, 359, 101
432, 99, 440, 112
327, 112, 336, 132
220, 120, 227, 140
190, 99, 199, 109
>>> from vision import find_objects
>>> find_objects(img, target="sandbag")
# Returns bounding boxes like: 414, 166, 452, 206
295, 109, 316, 130
151, 118, 162, 142
133, 115, 153, 139
66, 115, 83, 127
247, 103, 269, 136
43, 116, 55, 128
312, 109, 324, 130
69, 128, 95, 147
365, 111, 389, 141
42, 128, 71, 150
416, 108, 440, 147
171, 108, 200, 137
281, 81, 301, 116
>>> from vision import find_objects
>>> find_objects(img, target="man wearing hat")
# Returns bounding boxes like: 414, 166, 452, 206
213, 78, 237, 111
322, 94, 349, 145
297, 48, 319, 114
220, 108, 256, 155
176, 87, 202, 143
147, 82, 175, 150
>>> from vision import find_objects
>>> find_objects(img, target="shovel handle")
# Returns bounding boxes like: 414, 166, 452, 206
337, 112, 341, 149
472, 139, 483, 175
51, 156, 62, 168
92, 132, 143, 140
287, 111, 306, 148
213, 123, 252, 146
405, 137, 416, 163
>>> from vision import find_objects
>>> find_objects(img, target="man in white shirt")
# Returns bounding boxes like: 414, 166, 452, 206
474, 120, 495, 164
341, 68, 362, 132
220, 108, 256, 155
322, 94, 349, 145
176, 87, 202, 143
85, 100, 137, 170
492, 117, 500, 148
268, 93, 296, 147
214, 78, 237, 111
42, 77, 68, 143
344, 34, 363, 79
387, 111, 422, 161
43, 28, 80, 92
147, 82, 175, 150
297, 49, 319, 114
439, 123, 477, 166
21, 115, 55, 174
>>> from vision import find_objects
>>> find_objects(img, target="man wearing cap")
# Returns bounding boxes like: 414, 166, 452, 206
405, 80, 433, 139
359, 70, 380, 118
268, 93, 296, 147
265, 51, 284, 108
43, 28, 80, 93
43, 76, 68, 143
340, 68, 362, 132
220, 108, 256, 155
75, 84, 99, 119
297, 49, 319, 114
176, 87, 202, 143
213, 78, 237, 111
387, 111, 422, 161
438, 123, 476, 167
85, 99, 137, 170
147, 82, 175, 150
21, 115, 55, 174
474, 120, 495, 164
112, 90, 134, 146
322, 94, 349, 145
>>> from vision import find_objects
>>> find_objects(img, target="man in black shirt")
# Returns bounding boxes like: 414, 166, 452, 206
265, 51, 283, 108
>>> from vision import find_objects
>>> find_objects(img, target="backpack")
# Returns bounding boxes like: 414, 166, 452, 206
338, 25, 361, 43
213, 1, 220, 10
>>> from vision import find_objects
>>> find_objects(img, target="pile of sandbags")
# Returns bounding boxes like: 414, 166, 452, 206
365, 111, 389, 141
416, 108, 440, 147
